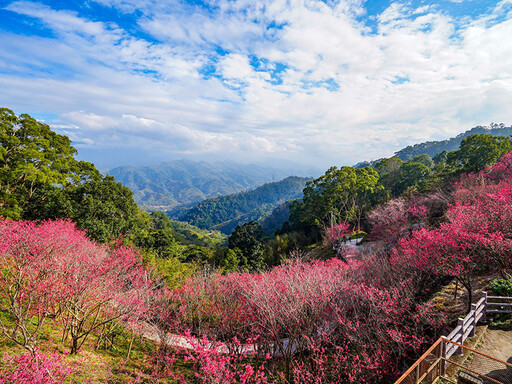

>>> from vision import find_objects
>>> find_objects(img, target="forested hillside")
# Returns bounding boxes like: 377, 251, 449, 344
173, 176, 310, 233
4, 108, 512, 384
395, 123, 512, 160
355, 123, 512, 167
109, 160, 317, 210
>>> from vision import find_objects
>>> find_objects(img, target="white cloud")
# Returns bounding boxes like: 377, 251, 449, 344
0, 0, 511, 168
219, 54, 254, 80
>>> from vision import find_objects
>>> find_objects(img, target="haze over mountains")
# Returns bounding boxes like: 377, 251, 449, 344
172, 176, 310, 234
109, 160, 320, 211
356, 123, 512, 167
108, 123, 512, 235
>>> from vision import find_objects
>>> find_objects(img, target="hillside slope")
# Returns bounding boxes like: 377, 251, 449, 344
395, 124, 512, 160
355, 124, 512, 167
109, 160, 317, 210
173, 176, 310, 233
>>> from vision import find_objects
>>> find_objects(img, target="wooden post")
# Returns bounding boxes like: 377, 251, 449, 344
457, 318, 464, 355
470, 303, 477, 337
482, 291, 488, 323
440, 338, 446, 377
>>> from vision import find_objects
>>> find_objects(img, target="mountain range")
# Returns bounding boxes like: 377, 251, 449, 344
108, 160, 319, 211
110, 124, 512, 235
356, 123, 512, 167
171, 176, 310, 234
394, 123, 512, 160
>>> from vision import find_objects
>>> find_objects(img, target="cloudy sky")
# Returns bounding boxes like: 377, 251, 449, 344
0, 0, 511, 170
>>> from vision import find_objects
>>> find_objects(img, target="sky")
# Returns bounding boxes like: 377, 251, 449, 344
0, 0, 511, 170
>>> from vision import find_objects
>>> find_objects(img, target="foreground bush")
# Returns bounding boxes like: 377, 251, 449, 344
490, 277, 512, 296
167, 258, 444, 383
0, 219, 165, 354
0, 350, 73, 384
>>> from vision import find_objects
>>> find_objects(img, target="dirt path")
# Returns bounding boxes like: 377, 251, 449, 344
466, 327, 512, 383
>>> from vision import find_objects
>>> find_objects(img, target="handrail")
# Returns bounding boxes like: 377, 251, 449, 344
394, 338, 443, 384
441, 337, 512, 368
487, 295, 512, 300
394, 292, 512, 384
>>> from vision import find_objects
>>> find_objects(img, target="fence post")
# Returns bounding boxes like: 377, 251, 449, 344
470, 303, 477, 337
482, 291, 487, 323
440, 338, 446, 377
457, 318, 464, 355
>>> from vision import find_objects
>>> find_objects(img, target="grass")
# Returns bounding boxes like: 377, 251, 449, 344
489, 313, 512, 328
0, 309, 167, 383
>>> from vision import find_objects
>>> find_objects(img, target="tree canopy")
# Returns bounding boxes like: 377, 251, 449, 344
292, 166, 381, 230
0, 108, 145, 243
0, 108, 92, 218
447, 134, 512, 172
228, 221, 264, 269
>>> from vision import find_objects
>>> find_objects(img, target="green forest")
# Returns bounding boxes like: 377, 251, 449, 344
3, 107, 512, 383
3, 107, 512, 275
174, 176, 310, 231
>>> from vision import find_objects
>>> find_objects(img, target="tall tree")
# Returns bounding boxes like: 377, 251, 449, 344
228, 221, 264, 269
0, 108, 147, 243
296, 166, 381, 230
447, 134, 512, 172
394, 161, 432, 195
0, 108, 85, 218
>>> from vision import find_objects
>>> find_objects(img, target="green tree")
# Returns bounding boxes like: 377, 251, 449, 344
433, 150, 448, 165
411, 154, 434, 168
296, 166, 381, 230
23, 175, 147, 244
374, 157, 404, 195
212, 247, 242, 273
374, 157, 404, 175
447, 134, 512, 172
0, 108, 86, 218
0, 108, 146, 243
394, 162, 432, 195
228, 221, 264, 269
66, 175, 145, 243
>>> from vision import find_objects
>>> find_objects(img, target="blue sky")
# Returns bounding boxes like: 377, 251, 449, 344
1, 0, 511, 170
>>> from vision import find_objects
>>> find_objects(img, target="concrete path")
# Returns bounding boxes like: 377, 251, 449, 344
466, 327, 512, 383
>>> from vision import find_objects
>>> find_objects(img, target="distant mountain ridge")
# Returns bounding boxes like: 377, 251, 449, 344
356, 123, 512, 167
394, 123, 512, 160
108, 160, 318, 210
172, 176, 310, 234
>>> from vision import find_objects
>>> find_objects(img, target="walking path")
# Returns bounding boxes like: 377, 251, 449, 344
466, 327, 512, 382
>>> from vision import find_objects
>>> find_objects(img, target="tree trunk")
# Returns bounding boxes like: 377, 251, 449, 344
459, 276, 472, 314
127, 330, 135, 359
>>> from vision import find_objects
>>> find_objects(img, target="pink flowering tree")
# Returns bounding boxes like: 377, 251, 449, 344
57, 241, 157, 354
367, 198, 410, 244
393, 178, 512, 312
0, 349, 74, 384
0, 220, 74, 353
168, 257, 442, 383
367, 198, 428, 247
323, 223, 352, 260
485, 151, 512, 182
0, 218, 161, 354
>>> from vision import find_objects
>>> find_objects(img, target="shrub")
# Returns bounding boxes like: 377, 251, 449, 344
490, 277, 512, 296
0, 350, 73, 384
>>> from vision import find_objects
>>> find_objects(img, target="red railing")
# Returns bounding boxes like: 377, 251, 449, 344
395, 292, 512, 384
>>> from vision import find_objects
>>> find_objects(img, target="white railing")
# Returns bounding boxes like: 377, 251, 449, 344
395, 291, 512, 384
443, 291, 512, 359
